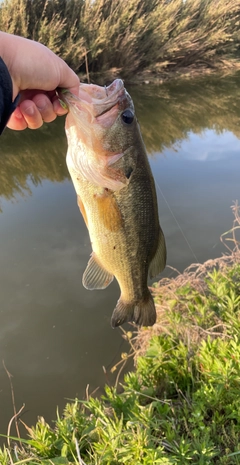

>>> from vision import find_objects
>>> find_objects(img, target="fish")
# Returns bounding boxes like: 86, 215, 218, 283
61, 79, 166, 327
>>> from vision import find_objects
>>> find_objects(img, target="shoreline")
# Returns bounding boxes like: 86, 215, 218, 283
79, 61, 240, 86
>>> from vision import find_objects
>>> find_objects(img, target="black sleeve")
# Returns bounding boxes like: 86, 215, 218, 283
0, 57, 19, 135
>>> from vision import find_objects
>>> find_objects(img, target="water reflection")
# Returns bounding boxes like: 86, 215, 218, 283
0, 72, 240, 437
1, 72, 240, 206
130, 71, 240, 153
0, 119, 69, 205
175, 130, 240, 161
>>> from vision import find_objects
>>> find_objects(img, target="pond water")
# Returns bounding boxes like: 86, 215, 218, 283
0, 72, 240, 437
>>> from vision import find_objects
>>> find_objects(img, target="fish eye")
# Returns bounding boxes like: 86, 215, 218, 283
121, 109, 134, 125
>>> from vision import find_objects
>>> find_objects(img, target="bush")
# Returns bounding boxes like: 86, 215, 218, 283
0, 0, 240, 78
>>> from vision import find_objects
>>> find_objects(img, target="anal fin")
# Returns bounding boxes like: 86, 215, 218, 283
149, 228, 167, 279
82, 253, 114, 290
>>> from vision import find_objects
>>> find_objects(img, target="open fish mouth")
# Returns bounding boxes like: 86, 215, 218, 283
59, 79, 128, 120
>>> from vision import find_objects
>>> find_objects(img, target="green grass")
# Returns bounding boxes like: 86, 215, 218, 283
2, 216, 240, 464
0, 0, 240, 80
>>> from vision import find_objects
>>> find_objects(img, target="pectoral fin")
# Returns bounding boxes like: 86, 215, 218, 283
83, 253, 114, 290
149, 228, 166, 279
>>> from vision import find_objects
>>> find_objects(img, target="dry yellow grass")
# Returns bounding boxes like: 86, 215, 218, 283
134, 202, 240, 358
0, 0, 239, 78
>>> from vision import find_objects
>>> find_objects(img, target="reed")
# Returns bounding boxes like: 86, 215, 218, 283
0, 0, 239, 79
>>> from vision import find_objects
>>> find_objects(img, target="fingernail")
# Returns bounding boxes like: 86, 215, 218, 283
14, 107, 23, 119
36, 103, 47, 112
24, 106, 35, 116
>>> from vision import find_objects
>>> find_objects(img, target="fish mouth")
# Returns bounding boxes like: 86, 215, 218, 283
59, 79, 129, 122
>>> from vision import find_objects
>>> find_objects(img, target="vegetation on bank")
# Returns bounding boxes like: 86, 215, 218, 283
1, 205, 240, 464
0, 0, 240, 80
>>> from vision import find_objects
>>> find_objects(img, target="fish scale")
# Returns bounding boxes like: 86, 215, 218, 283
61, 79, 166, 327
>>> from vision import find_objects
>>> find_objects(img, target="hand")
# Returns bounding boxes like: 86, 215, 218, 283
0, 32, 79, 130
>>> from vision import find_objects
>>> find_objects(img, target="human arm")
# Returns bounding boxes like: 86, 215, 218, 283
0, 31, 79, 131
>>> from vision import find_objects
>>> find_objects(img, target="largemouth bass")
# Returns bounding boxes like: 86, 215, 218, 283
61, 79, 166, 327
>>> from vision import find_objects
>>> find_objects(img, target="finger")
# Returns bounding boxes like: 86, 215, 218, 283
32, 94, 57, 123
19, 89, 56, 102
19, 100, 43, 129
7, 106, 28, 130
57, 59, 80, 96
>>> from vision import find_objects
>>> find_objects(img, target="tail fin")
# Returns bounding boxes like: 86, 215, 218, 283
111, 290, 156, 328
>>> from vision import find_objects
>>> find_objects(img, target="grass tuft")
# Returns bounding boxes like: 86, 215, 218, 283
1, 203, 240, 463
